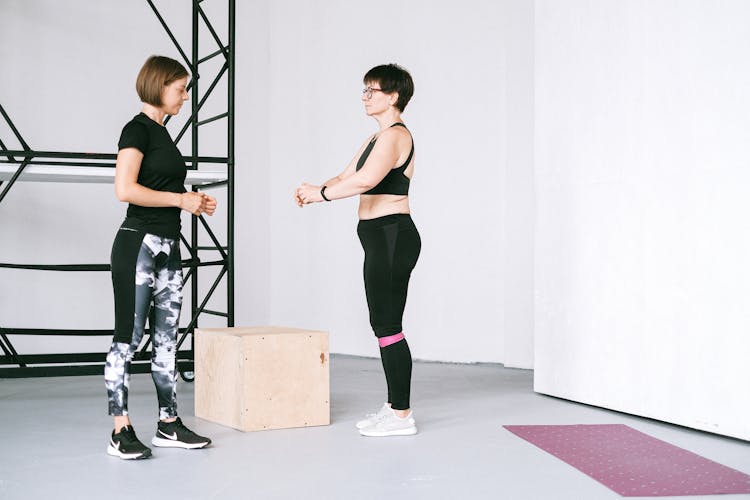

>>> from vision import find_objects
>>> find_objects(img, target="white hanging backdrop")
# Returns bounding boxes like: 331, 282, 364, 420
533, 0, 750, 441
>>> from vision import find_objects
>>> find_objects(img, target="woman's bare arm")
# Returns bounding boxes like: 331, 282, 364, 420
114, 147, 207, 215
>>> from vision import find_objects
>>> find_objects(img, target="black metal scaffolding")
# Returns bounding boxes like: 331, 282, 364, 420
0, 0, 235, 378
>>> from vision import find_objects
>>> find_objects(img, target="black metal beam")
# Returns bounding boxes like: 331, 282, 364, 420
0, 352, 195, 366
0, 364, 120, 378
196, 1, 229, 60
0, 0, 235, 379
0, 328, 24, 367
197, 112, 228, 127
197, 246, 228, 251
0, 150, 228, 164
174, 62, 228, 144
177, 265, 227, 349
227, 0, 235, 326
0, 157, 30, 203
191, 2, 201, 353
0, 137, 17, 162
0, 259, 224, 271
0, 104, 30, 151
1, 327, 186, 336
180, 233, 194, 255
196, 179, 228, 190
182, 259, 226, 268
198, 46, 229, 65
146, 0, 193, 72
198, 214, 228, 259
0, 352, 106, 365
202, 309, 228, 318
0, 359, 194, 378
0, 263, 110, 271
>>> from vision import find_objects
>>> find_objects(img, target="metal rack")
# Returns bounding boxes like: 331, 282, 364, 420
0, 0, 235, 378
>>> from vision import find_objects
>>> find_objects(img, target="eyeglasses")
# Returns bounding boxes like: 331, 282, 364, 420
362, 86, 385, 99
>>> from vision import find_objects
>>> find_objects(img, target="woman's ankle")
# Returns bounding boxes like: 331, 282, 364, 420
113, 416, 131, 432
392, 408, 411, 418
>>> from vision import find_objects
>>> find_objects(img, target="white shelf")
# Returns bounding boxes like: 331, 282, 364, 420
0, 165, 227, 185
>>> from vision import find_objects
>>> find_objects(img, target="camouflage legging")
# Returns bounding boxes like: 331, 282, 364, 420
106, 229, 182, 419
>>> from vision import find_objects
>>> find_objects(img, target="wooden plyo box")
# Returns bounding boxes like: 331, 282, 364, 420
194, 326, 330, 431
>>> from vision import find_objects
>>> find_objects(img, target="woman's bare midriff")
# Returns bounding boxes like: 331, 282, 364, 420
358, 194, 410, 220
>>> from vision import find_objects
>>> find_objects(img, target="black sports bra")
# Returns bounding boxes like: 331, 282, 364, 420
355, 122, 413, 196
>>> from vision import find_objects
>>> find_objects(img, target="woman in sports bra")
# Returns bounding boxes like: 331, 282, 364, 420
295, 63, 421, 437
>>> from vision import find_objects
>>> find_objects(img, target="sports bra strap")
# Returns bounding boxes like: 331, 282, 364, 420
389, 123, 414, 169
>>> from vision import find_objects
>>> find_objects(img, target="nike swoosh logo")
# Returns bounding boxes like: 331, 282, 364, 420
158, 430, 178, 440
110, 439, 120, 450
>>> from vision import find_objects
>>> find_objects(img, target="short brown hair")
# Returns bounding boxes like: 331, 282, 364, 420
363, 64, 414, 112
135, 55, 189, 106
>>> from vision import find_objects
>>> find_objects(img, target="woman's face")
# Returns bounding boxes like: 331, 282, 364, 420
362, 80, 394, 115
161, 76, 189, 116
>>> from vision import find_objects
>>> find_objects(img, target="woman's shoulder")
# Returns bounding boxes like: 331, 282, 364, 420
118, 114, 151, 152
377, 123, 412, 147
121, 114, 151, 134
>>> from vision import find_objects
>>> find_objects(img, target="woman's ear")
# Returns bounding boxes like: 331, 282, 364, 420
390, 92, 399, 107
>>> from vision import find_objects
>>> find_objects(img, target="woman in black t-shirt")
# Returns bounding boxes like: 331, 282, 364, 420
105, 55, 216, 460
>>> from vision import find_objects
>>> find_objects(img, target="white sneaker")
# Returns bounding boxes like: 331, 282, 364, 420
358, 408, 418, 437
355, 403, 417, 429
355, 403, 393, 429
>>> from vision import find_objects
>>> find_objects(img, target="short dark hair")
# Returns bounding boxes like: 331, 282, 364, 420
135, 55, 189, 106
363, 63, 414, 112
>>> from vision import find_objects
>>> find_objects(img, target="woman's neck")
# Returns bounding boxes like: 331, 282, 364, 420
141, 104, 166, 126
375, 109, 403, 131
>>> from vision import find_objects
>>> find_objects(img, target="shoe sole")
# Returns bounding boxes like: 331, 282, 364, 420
359, 426, 418, 437
106, 444, 151, 460
356, 418, 415, 430
151, 436, 211, 449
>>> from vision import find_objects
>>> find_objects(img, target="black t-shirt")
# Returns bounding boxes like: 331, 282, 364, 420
117, 113, 187, 239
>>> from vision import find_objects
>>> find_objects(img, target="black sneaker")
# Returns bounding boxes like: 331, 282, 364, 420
151, 417, 211, 449
107, 425, 152, 460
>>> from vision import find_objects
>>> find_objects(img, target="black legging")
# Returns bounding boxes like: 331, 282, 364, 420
357, 213, 421, 410
105, 227, 183, 419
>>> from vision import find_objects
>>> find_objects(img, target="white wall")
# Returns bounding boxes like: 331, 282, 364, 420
235, 0, 272, 327
504, 0, 535, 368
533, 0, 750, 440
1, 0, 535, 366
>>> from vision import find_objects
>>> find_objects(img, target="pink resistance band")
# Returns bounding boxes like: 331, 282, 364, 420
378, 332, 405, 348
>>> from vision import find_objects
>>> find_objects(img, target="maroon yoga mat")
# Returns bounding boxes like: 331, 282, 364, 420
504, 424, 750, 497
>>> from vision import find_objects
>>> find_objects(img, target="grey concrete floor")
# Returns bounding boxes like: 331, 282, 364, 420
0, 355, 748, 500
